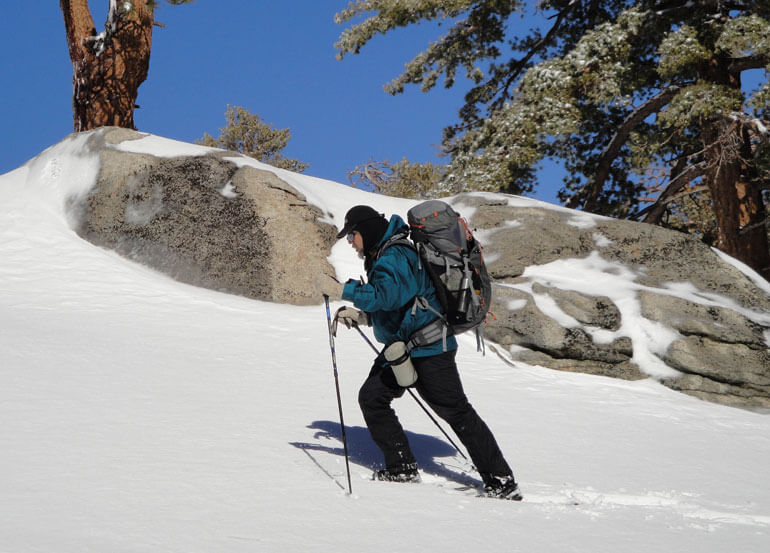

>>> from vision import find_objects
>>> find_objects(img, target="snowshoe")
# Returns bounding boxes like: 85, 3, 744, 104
481, 474, 523, 501
373, 463, 421, 483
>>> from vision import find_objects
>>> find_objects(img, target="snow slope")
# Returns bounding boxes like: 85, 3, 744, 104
1, 133, 769, 553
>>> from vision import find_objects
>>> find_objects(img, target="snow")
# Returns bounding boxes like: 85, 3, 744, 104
23, 132, 101, 219
712, 246, 770, 297
499, 250, 770, 380
498, 253, 683, 378
567, 213, 598, 228
219, 180, 238, 199
1, 133, 769, 552
593, 232, 613, 247
113, 133, 220, 158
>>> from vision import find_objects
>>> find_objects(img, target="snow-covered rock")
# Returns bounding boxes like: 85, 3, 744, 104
458, 194, 770, 409
71, 128, 338, 305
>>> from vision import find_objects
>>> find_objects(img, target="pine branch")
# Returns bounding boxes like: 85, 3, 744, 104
639, 160, 709, 224
578, 86, 681, 211
650, 0, 747, 16
488, 3, 576, 111
83, 0, 119, 56
59, 0, 96, 62
728, 53, 770, 74
728, 112, 770, 139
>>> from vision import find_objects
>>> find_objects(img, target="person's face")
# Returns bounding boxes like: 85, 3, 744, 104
347, 231, 364, 254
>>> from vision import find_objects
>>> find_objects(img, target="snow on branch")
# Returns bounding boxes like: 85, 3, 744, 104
84, 0, 120, 57
579, 86, 681, 211
489, 2, 577, 109
728, 112, 770, 138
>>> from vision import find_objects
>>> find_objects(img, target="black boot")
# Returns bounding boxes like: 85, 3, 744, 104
481, 474, 523, 500
373, 462, 420, 483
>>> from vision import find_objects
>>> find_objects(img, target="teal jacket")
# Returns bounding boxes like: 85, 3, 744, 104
342, 214, 457, 359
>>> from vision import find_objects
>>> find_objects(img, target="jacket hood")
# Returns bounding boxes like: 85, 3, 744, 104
362, 214, 409, 272
376, 215, 409, 247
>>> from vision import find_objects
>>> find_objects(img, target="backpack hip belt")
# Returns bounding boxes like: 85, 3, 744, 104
405, 317, 453, 353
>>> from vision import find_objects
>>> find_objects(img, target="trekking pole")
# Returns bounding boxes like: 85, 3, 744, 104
352, 324, 469, 461
323, 295, 353, 495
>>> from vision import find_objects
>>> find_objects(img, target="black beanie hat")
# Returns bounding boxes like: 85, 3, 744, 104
337, 205, 389, 253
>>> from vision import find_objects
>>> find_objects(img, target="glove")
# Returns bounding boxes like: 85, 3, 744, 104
316, 274, 344, 301
332, 306, 370, 336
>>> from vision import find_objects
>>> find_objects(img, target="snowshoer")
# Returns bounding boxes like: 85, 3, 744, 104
319, 205, 521, 500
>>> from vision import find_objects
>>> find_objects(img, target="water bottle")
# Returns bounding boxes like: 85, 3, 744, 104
384, 342, 418, 387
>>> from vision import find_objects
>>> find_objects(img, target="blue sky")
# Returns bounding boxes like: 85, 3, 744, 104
0, 2, 566, 204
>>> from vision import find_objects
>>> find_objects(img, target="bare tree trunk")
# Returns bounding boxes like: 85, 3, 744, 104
60, 0, 154, 131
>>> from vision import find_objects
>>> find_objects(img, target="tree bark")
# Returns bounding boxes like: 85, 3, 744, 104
705, 128, 770, 280
60, 0, 154, 131
701, 56, 770, 280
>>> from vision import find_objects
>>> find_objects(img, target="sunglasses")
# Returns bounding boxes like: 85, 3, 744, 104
346, 232, 356, 243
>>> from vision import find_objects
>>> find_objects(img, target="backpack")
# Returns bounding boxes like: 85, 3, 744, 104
374, 200, 492, 352
406, 200, 492, 343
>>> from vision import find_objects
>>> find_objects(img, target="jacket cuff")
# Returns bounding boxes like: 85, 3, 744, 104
342, 279, 358, 301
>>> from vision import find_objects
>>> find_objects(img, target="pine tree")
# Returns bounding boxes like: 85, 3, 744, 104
336, 0, 770, 280
60, 0, 195, 131
198, 106, 309, 173
347, 158, 444, 198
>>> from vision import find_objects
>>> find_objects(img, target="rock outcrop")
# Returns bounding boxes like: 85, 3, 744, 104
454, 194, 770, 409
73, 128, 338, 306
63, 129, 770, 409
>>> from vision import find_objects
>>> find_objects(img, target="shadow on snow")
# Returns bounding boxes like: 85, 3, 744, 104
290, 420, 480, 490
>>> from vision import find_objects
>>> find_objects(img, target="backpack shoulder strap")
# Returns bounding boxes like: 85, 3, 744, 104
374, 232, 453, 352
374, 232, 416, 261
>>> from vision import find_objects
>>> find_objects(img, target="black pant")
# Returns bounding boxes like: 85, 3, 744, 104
358, 349, 513, 479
